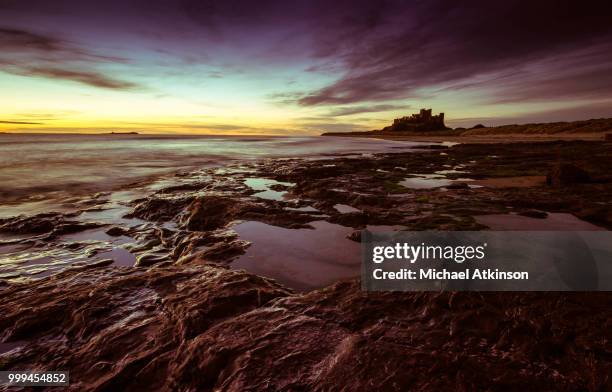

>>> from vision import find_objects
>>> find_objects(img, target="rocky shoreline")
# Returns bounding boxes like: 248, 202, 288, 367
1, 140, 612, 390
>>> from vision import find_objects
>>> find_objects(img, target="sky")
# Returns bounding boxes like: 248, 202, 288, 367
1, 0, 612, 135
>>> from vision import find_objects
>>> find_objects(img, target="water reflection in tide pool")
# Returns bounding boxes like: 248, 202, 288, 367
333, 204, 361, 213
400, 174, 453, 189
0, 227, 137, 282
476, 213, 606, 231
244, 178, 295, 201
231, 220, 404, 291
232, 220, 360, 291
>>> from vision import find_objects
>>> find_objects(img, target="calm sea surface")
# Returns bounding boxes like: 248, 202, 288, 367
0, 134, 422, 214
0, 133, 426, 283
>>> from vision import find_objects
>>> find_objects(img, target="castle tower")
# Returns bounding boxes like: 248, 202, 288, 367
419, 108, 432, 120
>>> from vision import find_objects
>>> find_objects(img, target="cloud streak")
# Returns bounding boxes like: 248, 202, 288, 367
0, 120, 43, 124
296, 0, 612, 106
326, 104, 407, 117
0, 27, 140, 90
8, 66, 140, 90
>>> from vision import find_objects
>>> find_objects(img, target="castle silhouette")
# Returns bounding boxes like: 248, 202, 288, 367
380, 109, 447, 132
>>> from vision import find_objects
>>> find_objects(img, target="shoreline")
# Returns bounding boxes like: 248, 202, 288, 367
2, 139, 611, 284
323, 132, 606, 143
0, 135, 421, 215
1, 139, 611, 389
322, 114, 612, 143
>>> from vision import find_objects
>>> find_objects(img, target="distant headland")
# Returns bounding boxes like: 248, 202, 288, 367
322, 108, 612, 139
107, 131, 140, 135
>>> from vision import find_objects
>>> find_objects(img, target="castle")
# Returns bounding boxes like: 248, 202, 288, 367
380, 109, 447, 132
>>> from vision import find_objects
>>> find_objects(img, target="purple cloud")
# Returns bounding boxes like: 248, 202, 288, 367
0, 27, 140, 90
9, 66, 139, 90
296, 0, 612, 105
327, 104, 408, 117
1, 0, 612, 121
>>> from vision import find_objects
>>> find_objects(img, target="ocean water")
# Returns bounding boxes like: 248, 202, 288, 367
0, 133, 424, 284
0, 133, 421, 212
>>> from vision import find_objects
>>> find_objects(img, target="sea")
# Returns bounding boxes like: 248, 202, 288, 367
0, 133, 425, 285
0, 133, 421, 217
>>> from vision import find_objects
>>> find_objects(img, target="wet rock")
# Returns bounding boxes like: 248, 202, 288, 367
127, 237, 161, 254
347, 230, 361, 242
70, 258, 115, 271
297, 186, 342, 200
350, 194, 393, 207
156, 193, 316, 235
171, 231, 236, 261
105, 226, 129, 236
295, 165, 343, 179
177, 239, 250, 264
135, 252, 168, 267
0, 212, 63, 234
156, 182, 207, 194
415, 144, 449, 150
445, 182, 469, 190
127, 196, 193, 221
183, 196, 241, 231
51, 222, 106, 237
268, 183, 292, 192
546, 163, 591, 187
5, 272, 604, 391
0, 212, 105, 238
0, 265, 291, 391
